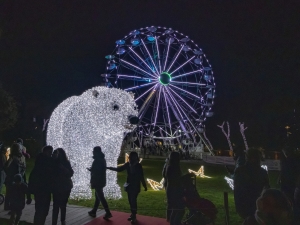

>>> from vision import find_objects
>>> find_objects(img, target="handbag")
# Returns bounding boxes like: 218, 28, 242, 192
123, 182, 130, 192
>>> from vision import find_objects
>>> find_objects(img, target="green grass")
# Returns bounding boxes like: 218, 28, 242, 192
2, 158, 280, 225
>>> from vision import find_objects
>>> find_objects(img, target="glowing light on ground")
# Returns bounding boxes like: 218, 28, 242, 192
147, 178, 164, 191
188, 166, 211, 178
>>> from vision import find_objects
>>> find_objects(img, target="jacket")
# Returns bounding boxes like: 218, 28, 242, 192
53, 160, 74, 192
4, 156, 25, 185
28, 153, 54, 194
110, 162, 146, 193
90, 155, 106, 189
234, 162, 269, 219
10, 182, 29, 210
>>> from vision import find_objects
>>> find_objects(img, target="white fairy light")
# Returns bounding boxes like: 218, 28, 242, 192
188, 166, 211, 178
224, 176, 234, 190
47, 86, 138, 200
147, 178, 164, 191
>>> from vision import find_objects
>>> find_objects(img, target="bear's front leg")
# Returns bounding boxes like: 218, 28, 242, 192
104, 158, 122, 199
69, 152, 93, 200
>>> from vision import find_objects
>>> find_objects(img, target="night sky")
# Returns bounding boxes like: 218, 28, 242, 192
0, 1, 299, 150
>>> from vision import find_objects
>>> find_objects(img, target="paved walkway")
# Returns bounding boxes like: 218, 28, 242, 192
0, 200, 105, 225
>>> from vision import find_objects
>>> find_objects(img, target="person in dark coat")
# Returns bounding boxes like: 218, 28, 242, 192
52, 148, 74, 225
107, 151, 147, 223
165, 151, 186, 225
0, 141, 7, 194
28, 145, 54, 225
9, 174, 32, 225
87, 146, 112, 220
4, 143, 24, 211
234, 148, 270, 219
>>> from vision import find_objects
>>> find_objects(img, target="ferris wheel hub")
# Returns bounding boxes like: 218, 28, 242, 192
159, 72, 171, 85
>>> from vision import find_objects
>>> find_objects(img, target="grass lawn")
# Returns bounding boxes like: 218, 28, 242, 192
2, 158, 280, 225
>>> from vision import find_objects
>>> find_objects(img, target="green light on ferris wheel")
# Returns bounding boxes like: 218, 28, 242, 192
159, 72, 172, 85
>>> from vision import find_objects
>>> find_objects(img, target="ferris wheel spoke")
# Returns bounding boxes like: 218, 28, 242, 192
168, 87, 197, 114
129, 47, 157, 75
164, 88, 187, 133
163, 38, 171, 71
162, 87, 172, 135
170, 81, 206, 87
153, 86, 162, 127
169, 56, 195, 75
166, 45, 184, 72
138, 87, 157, 119
135, 83, 158, 101
171, 69, 203, 80
169, 84, 200, 99
166, 89, 197, 133
165, 88, 185, 122
120, 59, 157, 78
155, 37, 162, 74
124, 82, 157, 91
140, 39, 159, 75
117, 74, 153, 82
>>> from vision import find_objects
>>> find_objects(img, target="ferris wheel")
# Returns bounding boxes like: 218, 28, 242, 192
102, 26, 215, 153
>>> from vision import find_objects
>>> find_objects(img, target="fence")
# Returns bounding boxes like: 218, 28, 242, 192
203, 155, 281, 170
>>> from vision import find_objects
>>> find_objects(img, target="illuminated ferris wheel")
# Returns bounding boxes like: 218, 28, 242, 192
102, 26, 215, 152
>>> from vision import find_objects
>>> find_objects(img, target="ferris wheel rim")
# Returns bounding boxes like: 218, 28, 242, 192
104, 26, 216, 138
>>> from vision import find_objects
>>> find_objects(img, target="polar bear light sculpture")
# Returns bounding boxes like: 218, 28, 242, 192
47, 86, 138, 199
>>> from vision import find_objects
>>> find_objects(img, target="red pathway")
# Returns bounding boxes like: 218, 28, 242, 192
84, 211, 169, 225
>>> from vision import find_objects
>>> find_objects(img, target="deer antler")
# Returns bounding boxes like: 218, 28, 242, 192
239, 122, 249, 151
217, 121, 233, 151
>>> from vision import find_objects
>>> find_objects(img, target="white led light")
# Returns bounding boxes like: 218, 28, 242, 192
188, 166, 211, 178
47, 87, 138, 199
147, 178, 164, 191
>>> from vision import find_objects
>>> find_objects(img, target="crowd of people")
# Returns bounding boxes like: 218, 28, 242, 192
0, 140, 148, 225
0, 140, 74, 225
0, 138, 300, 225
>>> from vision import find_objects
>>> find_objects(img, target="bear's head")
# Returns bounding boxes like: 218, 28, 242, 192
80, 86, 139, 133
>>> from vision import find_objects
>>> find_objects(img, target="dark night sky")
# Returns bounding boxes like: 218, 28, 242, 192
0, 1, 299, 149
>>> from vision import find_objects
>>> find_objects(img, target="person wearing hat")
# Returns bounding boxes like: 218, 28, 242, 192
9, 174, 31, 225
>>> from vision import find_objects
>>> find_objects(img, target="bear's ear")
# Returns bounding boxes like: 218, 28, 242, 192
92, 90, 99, 98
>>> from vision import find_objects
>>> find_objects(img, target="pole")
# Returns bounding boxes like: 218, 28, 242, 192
224, 192, 230, 225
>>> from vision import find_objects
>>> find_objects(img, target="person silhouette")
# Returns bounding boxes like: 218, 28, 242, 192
107, 151, 147, 223
87, 146, 112, 220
